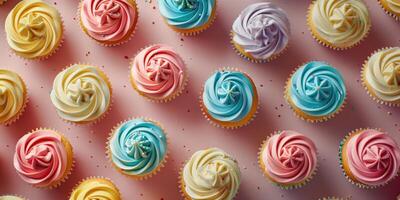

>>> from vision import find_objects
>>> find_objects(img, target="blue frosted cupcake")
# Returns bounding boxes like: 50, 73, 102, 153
158, 0, 217, 35
107, 118, 168, 180
200, 68, 259, 129
285, 61, 347, 122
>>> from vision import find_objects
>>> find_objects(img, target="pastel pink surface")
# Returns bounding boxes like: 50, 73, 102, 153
0, 0, 399, 199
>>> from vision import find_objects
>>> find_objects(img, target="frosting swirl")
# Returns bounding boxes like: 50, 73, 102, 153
182, 148, 240, 200
310, 0, 370, 48
364, 47, 400, 103
50, 64, 111, 123
0, 69, 26, 124
5, 0, 63, 59
109, 118, 167, 177
0, 196, 24, 200
158, 0, 215, 30
260, 130, 318, 185
13, 129, 71, 187
203, 70, 256, 122
131, 44, 186, 101
69, 178, 121, 200
344, 129, 400, 186
289, 61, 346, 117
232, 2, 290, 60
80, 0, 137, 43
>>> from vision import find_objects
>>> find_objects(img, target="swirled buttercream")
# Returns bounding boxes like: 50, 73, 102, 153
69, 178, 121, 200
0, 69, 26, 124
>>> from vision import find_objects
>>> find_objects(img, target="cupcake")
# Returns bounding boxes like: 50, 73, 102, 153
50, 64, 112, 124
13, 128, 74, 188
130, 44, 187, 102
5, 0, 63, 59
69, 177, 121, 200
108, 118, 168, 180
231, 2, 290, 63
362, 47, 400, 106
307, 0, 371, 50
180, 148, 240, 200
340, 128, 400, 188
0, 195, 25, 200
79, 0, 138, 46
259, 130, 318, 189
285, 61, 346, 122
0, 69, 28, 125
200, 68, 259, 129
158, 0, 217, 35
379, 0, 400, 20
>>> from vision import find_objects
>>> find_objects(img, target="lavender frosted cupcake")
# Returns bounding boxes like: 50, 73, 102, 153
231, 2, 290, 63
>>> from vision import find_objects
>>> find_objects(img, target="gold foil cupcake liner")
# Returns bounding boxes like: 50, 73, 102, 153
2, 74, 29, 126
306, 1, 371, 50
129, 44, 189, 103
199, 67, 260, 129
378, 0, 400, 21
106, 117, 169, 180
361, 47, 400, 107
257, 131, 318, 189
284, 62, 347, 123
68, 176, 121, 200
230, 32, 289, 63
78, 0, 139, 47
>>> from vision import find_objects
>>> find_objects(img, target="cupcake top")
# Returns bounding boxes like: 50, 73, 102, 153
364, 47, 400, 103
80, 0, 137, 43
232, 2, 290, 60
288, 61, 346, 117
158, 0, 215, 30
182, 148, 240, 200
0, 69, 26, 124
5, 0, 63, 59
13, 129, 71, 187
130, 44, 186, 101
381, 0, 400, 17
0, 196, 25, 200
344, 129, 400, 186
309, 0, 370, 48
69, 178, 120, 200
50, 64, 111, 123
260, 130, 317, 185
109, 118, 167, 177
203, 70, 256, 122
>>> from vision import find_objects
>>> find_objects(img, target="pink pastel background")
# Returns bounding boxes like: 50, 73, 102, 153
0, 0, 399, 199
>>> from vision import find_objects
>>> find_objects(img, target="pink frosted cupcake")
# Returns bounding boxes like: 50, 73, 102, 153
259, 130, 318, 189
79, 0, 138, 46
13, 128, 74, 188
130, 44, 187, 102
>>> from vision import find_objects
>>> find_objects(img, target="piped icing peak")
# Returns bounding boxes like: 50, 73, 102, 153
232, 2, 290, 60
69, 178, 121, 200
344, 129, 400, 186
50, 64, 111, 123
260, 130, 318, 185
203, 70, 256, 122
131, 44, 186, 101
109, 118, 167, 177
0, 69, 26, 124
288, 61, 346, 117
5, 0, 63, 59
182, 148, 240, 200
80, 0, 137, 43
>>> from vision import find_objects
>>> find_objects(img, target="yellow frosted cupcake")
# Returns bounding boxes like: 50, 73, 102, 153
0, 69, 28, 125
179, 148, 241, 200
307, 0, 371, 50
5, 0, 63, 59
69, 177, 121, 200
0, 195, 26, 200
362, 47, 400, 106
50, 64, 112, 124
379, 0, 400, 20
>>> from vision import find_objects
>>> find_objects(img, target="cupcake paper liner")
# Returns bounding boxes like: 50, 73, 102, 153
306, 1, 371, 50
2, 76, 29, 126
361, 47, 400, 107
230, 32, 289, 63
68, 176, 121, 200
199, 67, 260, 129
257, 131, 318, 189
77, 0, 139, 47
106, 117, 169, 180
338, 128, 399, 189
378, 0, 400, 21
129, 45, 189, 103
284, 62, 347, 123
